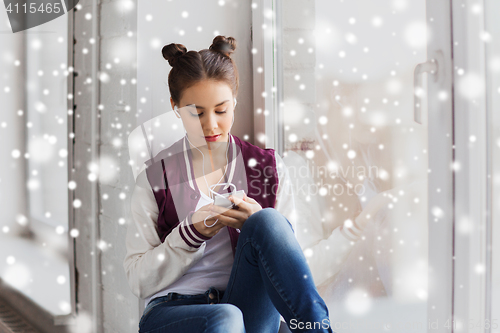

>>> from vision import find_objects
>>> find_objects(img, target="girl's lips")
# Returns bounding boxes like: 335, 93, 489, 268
204, 134, 221, 141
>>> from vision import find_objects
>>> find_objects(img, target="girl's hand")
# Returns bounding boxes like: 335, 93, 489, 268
191, 202, 226, 238
209, 192, 262, 230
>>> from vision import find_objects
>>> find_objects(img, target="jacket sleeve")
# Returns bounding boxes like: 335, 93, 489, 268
123, 174, 212, 299
274, 151, 297, 236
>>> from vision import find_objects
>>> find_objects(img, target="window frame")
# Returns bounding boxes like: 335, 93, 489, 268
451, 0, 493, 330
0, 11, 79, 329
251, 0, 283, 154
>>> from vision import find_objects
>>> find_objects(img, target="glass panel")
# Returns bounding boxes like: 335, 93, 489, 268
485, 0, 500, 326
26, 19, 69, 229
0, 10, 72, 316
279, 1, 429, 331
25, 15, 72, 315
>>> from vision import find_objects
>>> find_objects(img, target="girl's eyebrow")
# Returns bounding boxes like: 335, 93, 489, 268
187, 100, 229, 110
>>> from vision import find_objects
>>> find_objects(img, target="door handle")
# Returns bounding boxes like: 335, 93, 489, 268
414, 58, 438, 124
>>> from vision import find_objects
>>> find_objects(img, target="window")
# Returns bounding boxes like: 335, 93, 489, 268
254, 0, 500, 330
0, 12, 73, 319
254, 0, 452, 330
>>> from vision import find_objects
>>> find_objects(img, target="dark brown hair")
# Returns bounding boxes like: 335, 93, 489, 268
161, 36, 239, 105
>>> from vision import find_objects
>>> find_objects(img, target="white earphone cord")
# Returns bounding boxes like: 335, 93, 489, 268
182, 101, 237, 227
186, 135, 231, 227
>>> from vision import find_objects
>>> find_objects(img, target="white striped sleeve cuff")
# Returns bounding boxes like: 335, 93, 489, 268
177, 211, 212, 249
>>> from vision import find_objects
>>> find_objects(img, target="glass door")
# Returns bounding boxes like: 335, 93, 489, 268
266, 0, 455, 331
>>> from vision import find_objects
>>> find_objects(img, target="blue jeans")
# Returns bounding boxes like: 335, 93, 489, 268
138, 208, 333, 333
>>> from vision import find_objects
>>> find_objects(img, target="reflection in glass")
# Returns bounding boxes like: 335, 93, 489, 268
279, 1, 428, 331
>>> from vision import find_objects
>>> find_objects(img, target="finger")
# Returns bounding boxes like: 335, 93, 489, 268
207, 219, 226, 231
211, 204, 246, 219
216, 214, 242, 228
192, 208, 217, 224
198, 213, 224, 230
242, 193, 258, 203
207, 210, 230, 224
230, 194, 243, 206
191, 211, 212, 224
210, 204, 232, 216
229, 195, 251, 211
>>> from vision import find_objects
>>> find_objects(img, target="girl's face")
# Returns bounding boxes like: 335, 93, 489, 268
171, 80, 235, 152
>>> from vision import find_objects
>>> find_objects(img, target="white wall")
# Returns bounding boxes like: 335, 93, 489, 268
137, 0, 254, 142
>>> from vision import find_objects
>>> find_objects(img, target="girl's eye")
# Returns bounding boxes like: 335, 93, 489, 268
190, 110, 227, 117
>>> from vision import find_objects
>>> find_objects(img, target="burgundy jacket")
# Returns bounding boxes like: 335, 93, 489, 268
144, 134, 279, 256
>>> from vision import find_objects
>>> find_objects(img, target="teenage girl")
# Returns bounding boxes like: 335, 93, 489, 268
124, 35, 334, 333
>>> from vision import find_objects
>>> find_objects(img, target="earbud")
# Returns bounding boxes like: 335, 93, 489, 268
173, 105, 180, 117
230, 98, 237, 130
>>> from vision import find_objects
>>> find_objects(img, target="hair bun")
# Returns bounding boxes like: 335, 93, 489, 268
162, 43, 188, 67
209, 36, 236, 58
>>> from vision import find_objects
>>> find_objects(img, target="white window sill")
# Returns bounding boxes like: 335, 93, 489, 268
0, 234, 71, 317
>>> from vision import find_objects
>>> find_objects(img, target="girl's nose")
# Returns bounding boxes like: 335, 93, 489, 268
204, 113, 218, 130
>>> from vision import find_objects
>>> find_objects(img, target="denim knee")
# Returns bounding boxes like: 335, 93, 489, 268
242, 207, 293, 235
209, 304, 245, 333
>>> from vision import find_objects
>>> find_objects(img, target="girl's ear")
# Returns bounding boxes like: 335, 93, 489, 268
171, 97, 181, 118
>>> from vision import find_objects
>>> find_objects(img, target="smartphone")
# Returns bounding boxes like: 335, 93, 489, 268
213, 190, 245, 209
